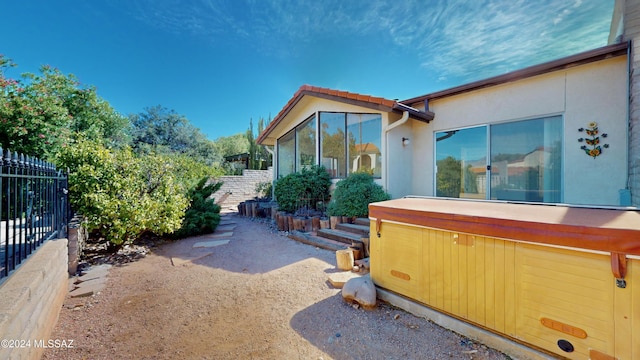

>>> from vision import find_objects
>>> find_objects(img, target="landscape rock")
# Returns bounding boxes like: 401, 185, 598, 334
341, 274, 376, 309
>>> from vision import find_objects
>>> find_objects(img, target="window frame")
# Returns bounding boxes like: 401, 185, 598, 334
433, 115, 564, 203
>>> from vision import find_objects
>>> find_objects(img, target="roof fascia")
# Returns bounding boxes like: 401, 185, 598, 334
401, 42, 629, 107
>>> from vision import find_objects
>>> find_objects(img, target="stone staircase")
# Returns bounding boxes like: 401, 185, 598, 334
288, 218, 370, 252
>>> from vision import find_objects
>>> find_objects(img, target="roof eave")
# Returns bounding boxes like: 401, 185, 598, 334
393, 103, 435, 123
401, 42, 630, 107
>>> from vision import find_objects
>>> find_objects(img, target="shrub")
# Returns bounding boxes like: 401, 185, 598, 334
171, 177, 222, 238
57, 138, 191, 246
255, 181, 273, 201
327, 172, 390, 218
273, 165, 331, 213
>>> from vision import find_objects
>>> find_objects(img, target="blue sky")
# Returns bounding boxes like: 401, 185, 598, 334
1, 0, 613, 141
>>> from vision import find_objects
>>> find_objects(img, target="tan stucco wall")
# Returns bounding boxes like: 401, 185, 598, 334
409, 56, 628, 206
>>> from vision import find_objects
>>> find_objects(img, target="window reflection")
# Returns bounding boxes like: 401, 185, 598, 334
320, 113, 346, 178
435, 126, 487, 199
277, 130, 295, 178
347, 114, 382, 177
296, 115, 316, 171
434, 116, 563, 203
490, 116, 562, 202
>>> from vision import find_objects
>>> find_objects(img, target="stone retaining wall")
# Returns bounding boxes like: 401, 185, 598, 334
212, 168, 273, 210
0, 238, 69, 360
68, 216, 88, 276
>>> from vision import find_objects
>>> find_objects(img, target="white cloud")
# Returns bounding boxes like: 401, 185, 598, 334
108, 0, 613, 82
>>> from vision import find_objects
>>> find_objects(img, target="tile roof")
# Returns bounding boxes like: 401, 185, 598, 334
257, 85, 433, 144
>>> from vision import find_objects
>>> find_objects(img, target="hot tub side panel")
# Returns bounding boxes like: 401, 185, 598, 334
370, 218, 638, 359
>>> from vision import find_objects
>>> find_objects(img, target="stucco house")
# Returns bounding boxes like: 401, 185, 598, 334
257, 1, 640, 209
257, 3, 640, 358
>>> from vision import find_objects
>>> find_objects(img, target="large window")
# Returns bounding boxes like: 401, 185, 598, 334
277, 129, 295, 178
296, 115, 316, 171
320, 112, 382, 178
435, 116, 562, 203
348, 114, 382, 178
278, 112, 382, 179
320, 113, 346, 178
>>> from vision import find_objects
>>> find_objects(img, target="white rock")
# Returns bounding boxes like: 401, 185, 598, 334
341, 274, 376, 309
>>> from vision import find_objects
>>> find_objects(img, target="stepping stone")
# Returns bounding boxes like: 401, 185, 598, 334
328, 271, 362, 289
193, 240, 229, 248
69, 278, 107, 298
216, 224, 237, 231
208, 231, 233, 238
77, 265, 111, 282
218, 220, 236, 226
170, 252, 213, 266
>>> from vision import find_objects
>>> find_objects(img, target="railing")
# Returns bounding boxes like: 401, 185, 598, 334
0, 148, 69, 280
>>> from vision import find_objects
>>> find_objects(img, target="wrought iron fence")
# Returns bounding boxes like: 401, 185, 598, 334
0, 148, 69, 280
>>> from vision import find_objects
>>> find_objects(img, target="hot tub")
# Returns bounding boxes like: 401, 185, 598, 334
369, 197, 640, 359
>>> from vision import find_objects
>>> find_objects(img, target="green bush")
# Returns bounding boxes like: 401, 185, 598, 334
273, 165, 331, 213
171, 177, 222, 239
57, 138, 191, 246
255, 181, 273, 200
327, 172, 390, 218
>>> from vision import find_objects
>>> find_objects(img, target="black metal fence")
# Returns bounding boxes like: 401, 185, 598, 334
0, 148, 69, 280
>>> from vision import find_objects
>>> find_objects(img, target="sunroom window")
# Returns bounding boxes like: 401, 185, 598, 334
277, 129, 295, 178
277, 112, 382, 179
296, 115, 316, 171
435, 115, 562, 203
320, 112, 382, 178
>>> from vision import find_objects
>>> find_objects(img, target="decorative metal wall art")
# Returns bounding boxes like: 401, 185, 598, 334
578, 122, 608, 158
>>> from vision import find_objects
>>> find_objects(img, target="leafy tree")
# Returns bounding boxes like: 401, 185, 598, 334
436, 156, 461, 197
213, 133, 249, 158
129, 105, 217, 164
246, 117, 271, 170
0, 59, 129, 159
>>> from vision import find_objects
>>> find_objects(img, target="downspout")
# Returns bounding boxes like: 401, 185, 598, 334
623, 40, 633, 205
383, 111, 409, 192
265, 145, 276, 199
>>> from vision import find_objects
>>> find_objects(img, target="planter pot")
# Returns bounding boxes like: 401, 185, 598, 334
349, 246, 363, 260
360, 236, 370, 257
276, 212, 285, 231
287, 215, 294, 232
311, 216, 321, 232
237, 202, 244, 216
330, 216, 341, 229
319, 218, 330, 229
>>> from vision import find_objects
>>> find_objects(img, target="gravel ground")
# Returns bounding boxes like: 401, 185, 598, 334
43, 214, 511, 360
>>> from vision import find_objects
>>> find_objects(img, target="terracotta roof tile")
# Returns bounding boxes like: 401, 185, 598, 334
257, 84, 431, 144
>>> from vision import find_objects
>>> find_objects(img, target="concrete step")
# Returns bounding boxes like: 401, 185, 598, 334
335, 222, 369, 237
317, 228, 363, 245
288, 231, 350, 252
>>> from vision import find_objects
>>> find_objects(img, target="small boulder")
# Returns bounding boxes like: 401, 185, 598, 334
342, 274, 376, 309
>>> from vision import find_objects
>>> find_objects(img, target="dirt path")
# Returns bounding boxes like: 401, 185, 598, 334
43, 214, 510, 360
